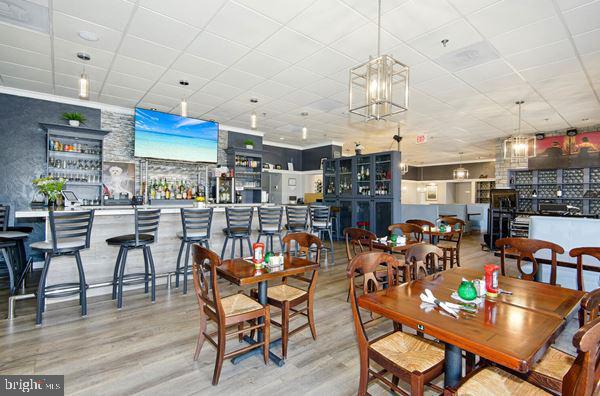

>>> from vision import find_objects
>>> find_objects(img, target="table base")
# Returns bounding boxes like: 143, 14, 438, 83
444, 343, 462, 388
230, 336, 284, 367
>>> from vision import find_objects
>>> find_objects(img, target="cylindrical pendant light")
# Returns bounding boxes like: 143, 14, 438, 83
250, 111, 257, 130
79, 71, 89, 99
180, 98, 188, 117
301, 112, 308, 140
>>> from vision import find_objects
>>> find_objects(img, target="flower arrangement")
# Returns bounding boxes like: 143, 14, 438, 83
32, 176, 66, 204
195, 196, 205, 202
194, 195, 206, 208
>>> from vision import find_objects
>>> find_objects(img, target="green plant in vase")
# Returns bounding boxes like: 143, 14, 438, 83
62, 112, 87, 127
243, 139, 255, 150
32, 176, 66, 206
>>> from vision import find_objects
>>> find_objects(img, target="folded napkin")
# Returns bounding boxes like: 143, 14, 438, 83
419, 288, 459, 318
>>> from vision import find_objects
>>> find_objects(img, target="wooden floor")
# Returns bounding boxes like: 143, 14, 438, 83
0, 235, 579, 395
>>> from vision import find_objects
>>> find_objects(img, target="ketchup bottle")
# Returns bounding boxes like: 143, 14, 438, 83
252, 242, 265, 268
484, 264, 499, 297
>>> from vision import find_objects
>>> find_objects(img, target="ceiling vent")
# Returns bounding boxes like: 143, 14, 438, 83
435, 41, 499, 72
0, 0, 49, 33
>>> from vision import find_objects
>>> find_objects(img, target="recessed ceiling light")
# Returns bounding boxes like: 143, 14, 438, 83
78, 31, 99, 41
279, 137, 285, 140
77, 52, 91, 61
441, 39, 449, 47
179, 80, 189, 86
250, 98, 259, 103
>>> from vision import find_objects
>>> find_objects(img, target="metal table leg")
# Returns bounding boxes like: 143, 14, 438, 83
231, 280, 285, 367
444, 343, 462, 388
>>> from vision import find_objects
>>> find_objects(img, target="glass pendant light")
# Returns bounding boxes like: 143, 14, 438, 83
453, 152, 469, 180
301, 112, 308, 140
503, 100, 536, 159
76, 52, 91, 99
179, 80, 189, 117
349, 0, 409, 121
250, 112, 257, 130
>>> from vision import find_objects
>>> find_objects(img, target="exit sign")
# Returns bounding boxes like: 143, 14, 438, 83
416, 134, 428, 144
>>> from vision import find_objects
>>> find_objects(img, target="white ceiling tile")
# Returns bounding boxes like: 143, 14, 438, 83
563, 0, 600, 35
150, 82, 195, 99
505, 40, 576, 70
136, 101, 171, 112
139, 0, 227, 28
233, 0, 315, 24
573, 28, 600, 54
187, 31, 250, 66
187, 103, 216, 116
0, 44, 51, 70
489, 16, 569, 56
128, 7, 199, 50
271, 66, 322, 88
53, 58, 108, 81
233, 51, 291, 79
257, 99, 302, 114
256, 28, 322, 63
287, 0, 369, 44
119, 35, 179, 67
97, 93, 139, 108
159, 69, 209, 91
410, 61, 448, 83
105, 71, 155, 92
188, 91, 226, 107
408, 19, 483, 59
467, 0, 556, 38
281, 90, 322, 106
199, 81, 246, 100
102, 83, 146, 100
381, 0, 460, 41
556, 0, 596, 11
250, 79, 296, 98
215, 68, 265, 89
519, 57, 583, 82
171, 53, 227, 79
55, 84, 96, 99
52, 38, 114, 69
53, 0, 134, 31
414, 74, 467, 95
52, 11, 122, 52
447, 0, 502, 15
330, 22, 400, 61
205, 2, 281, 47
296, 48, 355, 76
2, 76, 52, 93
306, 98, 346, 112
0, 22, 51, 55
54, 72, 102, 91
469, 72, 524, 92
386, 42, 428, 66
139, 92, 179, 107
454, 59, 514, 83
303, 78, 346, 97
112, 55, 166, 81
0, 61, 53, 84
341, 0, 409, 20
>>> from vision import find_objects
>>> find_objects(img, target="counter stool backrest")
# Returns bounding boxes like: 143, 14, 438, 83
0, 204, 9, 231
49, 210, 95, 253
135, 209, 161, 246
569, 247, 600, 291
258, 206, 283, 232
286, 205, 308, 228
310, 205, 330, 228
495, 237, 564, 285
225, 207, 253, 232
180, 208, 213, 239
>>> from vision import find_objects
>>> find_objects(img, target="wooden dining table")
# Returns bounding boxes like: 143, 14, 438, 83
371, 239, 420, 254
357, 267, 585, 387
217, 254, 319, 367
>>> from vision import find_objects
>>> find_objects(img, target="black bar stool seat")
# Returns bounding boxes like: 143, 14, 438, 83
0, 204, 34, 298
106, 234, 155, 246
175, 208, 212, 294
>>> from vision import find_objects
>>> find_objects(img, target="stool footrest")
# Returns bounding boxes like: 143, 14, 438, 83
44, 282, 86, 298
119, 272, 153, 286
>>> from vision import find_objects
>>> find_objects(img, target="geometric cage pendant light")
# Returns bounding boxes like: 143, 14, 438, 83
349, 0, 409, 121
503, 100, 536, 159
453, 152, 469, 180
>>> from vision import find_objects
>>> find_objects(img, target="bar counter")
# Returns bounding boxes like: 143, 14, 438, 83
15, 203, 274, 301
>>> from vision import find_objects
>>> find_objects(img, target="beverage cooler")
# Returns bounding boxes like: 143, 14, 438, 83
215, 176, 234, 204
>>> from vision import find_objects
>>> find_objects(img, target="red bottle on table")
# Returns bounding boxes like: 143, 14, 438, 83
252, 242, 265, 269
484, 264, 499, 297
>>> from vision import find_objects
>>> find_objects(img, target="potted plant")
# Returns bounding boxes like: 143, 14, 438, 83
355, 142, 364, 155
244, 139, 255, 150
32, 176, 66, 208
193, 196, 205, 208
62, 112, 87, 127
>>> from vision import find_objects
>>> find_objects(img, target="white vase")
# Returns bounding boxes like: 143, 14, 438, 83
246, 144, 254, 150
69, 120, 80, 127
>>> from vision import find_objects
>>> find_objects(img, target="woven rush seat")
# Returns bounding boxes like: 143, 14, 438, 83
457, 366, 550, 395
207, 293, 263, 317
267, 284, 307, 302
531, 347, 576, 381
370, 331, 445, 373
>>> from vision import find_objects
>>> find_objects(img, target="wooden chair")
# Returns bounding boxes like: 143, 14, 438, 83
444, 317, 600, 396
495, 237, 564, 285
388, 223, 423, 244
526, 288, 600, 393
437, 217, 465, 269
192, 245, 270, 385
406, 219, 435, 243
347, 251, 444, 396
569, 247, 600, 291
253, 232, 320, 359
343, 227, 376, 261
405, 243, 443, 280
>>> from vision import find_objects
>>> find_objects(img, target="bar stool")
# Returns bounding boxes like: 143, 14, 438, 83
30, 210, 95, 325
106, 209, 160, 309
310, 205, 334, 264
0, 204, 33, 295
257, 206, 283, 253
285, 205, 309, 234
175, 207, 213, 294
221, 207, 254, 259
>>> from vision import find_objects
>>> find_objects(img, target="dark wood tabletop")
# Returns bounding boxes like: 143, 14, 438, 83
218, 255, 319, 286
357, 267, 584, 373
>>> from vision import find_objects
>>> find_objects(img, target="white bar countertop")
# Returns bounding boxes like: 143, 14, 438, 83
15, 203, 272, 218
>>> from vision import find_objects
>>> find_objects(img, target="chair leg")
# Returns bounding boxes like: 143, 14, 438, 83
239, 237, 244, 258
204, 240, 210, 250
112, 246, 124, 300
1, 248, 15, 295
183, 241, 191, 295
35, 253, 52, 325
230, 237, 235, 259
410, 373, 425, 395
175, 239, 185, 288
263, 307, 270, 365
117, 247, 129, 309
278, 233, 283, 252
74, 251, 87, 317
146, 246, 156, 303
220, 237, 229, 260
456, 248, 461, 267
281, 301, 290, 359
327, 229, 335, 264
194, 309, 208, 361
308, 297, 317, 341
246, 237, 253, 257
142, 246, 149, 294
238, 322, 244, 343
212, 324, 226, 385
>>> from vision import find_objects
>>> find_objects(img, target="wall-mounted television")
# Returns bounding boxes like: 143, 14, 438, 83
134, 108, 218, 163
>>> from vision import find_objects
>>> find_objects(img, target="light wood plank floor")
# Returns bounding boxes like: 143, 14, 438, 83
0, 235, 579, 395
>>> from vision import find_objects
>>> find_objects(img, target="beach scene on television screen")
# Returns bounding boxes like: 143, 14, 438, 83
134, 108, 218, 162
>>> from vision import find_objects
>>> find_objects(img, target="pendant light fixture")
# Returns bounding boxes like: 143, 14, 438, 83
503, 100, 536, 159
393, 124, 408, 175
453, 152, 469, 180
301, 112, 308, 140
250, 98, 258, 130
349, 0, 409, 121
179, 80, 189, 117
76, 52, 90, 99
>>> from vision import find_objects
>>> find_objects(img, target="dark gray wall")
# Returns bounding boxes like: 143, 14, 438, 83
262, 144, 303, 170
302, 144, 342, 170
417, 161, 495, 181
227, 131, 263, 152
0, 93, 101, 255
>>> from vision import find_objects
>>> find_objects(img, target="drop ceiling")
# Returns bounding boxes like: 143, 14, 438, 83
0, 0, 599, 164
